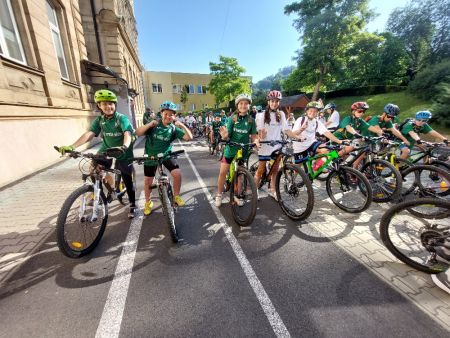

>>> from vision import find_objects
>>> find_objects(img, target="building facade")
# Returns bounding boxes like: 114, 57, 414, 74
0, 0, 144, 188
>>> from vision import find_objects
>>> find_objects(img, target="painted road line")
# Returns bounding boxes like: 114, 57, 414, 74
181, 143, 291, 338
96, 192, 145, 338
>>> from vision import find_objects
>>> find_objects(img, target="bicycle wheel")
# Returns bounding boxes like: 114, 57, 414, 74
56, 185, 108, 258
326, 166, 372, 213
276, 164, 314, 221
361, 159, 402, 203
216, 143, 224, 161
209, 140, 215, 155
380, 198, 450, 274
430, 160, 450, 174
230, 167, 257, 226
161, 184, 178, 242
401, 164, 450, 197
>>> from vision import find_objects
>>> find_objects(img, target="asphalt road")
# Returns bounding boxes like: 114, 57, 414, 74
0, 140, 448, 338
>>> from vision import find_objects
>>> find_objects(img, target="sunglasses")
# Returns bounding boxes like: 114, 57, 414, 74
355, 109, 366, 114
417, 119, 429, 123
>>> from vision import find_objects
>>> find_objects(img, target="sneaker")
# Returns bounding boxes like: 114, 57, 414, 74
174, 195, 185, 207
233, 196, 244, 207
431, 271, 450, 295
215, 195, 222, 207
128, 206, 136, 219
144, 200, 154, 216
268, 190, 278, 201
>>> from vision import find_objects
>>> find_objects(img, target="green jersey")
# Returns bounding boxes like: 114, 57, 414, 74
400, 121, 433, 149
334, 116, 370, 140
221, 115, 228, 124
223, 114, 257, 159
144, 122, 185, 166
361, 116, 393, 137
143, 111, 152, 125
89, 112, 135, 161
210, 120, 224, 136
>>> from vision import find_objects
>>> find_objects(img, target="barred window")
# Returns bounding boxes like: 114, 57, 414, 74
0, 0, 26, 63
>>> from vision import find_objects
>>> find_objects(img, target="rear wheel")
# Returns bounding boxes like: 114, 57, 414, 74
56, 185, 108, 258
276, 164, 314, 221
401, 164, 450, 197
161, 185, 178, 242
230, 167, 257, 226
361, 159, 402, 202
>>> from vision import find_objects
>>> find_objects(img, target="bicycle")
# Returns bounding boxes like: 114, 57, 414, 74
400, 164, 450, 200
380, 197, 450, 274
53, 146, 125, 258
132, 150, 185, 242
296, 142, 373, 213
221, 141, 258, 226
251, 140, 314, 221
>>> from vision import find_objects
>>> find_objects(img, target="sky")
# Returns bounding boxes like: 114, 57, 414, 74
134, 0, 409, 83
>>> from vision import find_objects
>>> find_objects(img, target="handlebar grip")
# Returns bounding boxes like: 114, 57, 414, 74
171, 149, 185, 156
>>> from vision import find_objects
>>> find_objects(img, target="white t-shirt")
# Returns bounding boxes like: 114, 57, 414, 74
286, 116, 296, 130
292, 116, 328, 153
186, 116, 196, 125
256, 110, 288, 156
327, 110, 340, 129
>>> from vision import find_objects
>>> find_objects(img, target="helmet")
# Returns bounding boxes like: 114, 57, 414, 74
214, 112, 220, 117
415, 110, 432, 120
305, 101, 321, 110
235, 93, 252, 105
351, 101, 369, 111
384, 103, 400, 117
324, 102, 336, 110
221, 109, 225, 113
160, 101, 177, 112
94, 89, 117, 103
267, 90, 282, 101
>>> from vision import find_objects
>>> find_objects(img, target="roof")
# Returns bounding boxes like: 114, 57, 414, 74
280, 94, 310, 108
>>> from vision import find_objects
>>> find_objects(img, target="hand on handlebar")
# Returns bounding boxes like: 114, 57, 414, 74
105, 146, 125, 158
57, 145, 74, 155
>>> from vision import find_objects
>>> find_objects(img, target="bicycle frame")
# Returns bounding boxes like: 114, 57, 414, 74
300, 150, 340, 180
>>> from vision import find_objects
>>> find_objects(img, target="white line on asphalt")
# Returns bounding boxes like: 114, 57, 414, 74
180, 143, 291, 338
95, 192, 145, 338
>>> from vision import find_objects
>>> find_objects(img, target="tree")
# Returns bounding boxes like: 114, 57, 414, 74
208, 56, 251, 106
180, 85, 188, 110
431, 79, 450, 127
285, 0, 374, 100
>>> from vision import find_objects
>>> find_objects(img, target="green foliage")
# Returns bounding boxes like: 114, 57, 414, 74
208, 56, 251, 106
408, 59, 450, 100
180, 85, 188, 106
431, 80, 450, 127
253, 66, 294, 91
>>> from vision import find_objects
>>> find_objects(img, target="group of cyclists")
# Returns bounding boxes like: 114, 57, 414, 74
58, 88, 449, 220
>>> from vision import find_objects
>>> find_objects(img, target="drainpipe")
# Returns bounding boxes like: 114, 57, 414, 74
90, 0, 104, 64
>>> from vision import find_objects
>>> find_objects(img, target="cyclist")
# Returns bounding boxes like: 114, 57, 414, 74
291, 101, 345, 171
398, 110, 448, 160
58, 89, 137, 218
286, 110, 296, 130
323, 102, 340, 132
136, 101, 193, 216
254, 90, 296, 200
250, 106, 258, 119
215, 94, 259, 207
209, 112, 224, 145
185, 111, 196, 130
143, 107, 153, 125
220, 109, 228, 124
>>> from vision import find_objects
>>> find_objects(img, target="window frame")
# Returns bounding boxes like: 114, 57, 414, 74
188, 84, 195, 94
0, 0, 26, 64
46, 0, 69, 80
152, 83, 162, 93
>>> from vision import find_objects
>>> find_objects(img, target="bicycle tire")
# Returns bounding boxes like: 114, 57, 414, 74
230, 167, 257, 226
361, 159, 402, 203
56, 185, 108, 258
379, 198, 450, 274
275, 164, 314, 221
326, 166, 372, 213
161, 185, 178, 243
209, 140, 215, 155
430, 160, 450, 173
401, 164, 450, 197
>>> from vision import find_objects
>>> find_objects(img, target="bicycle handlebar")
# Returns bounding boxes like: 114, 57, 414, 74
54, 146, 107, 160
131, 149, 185, 164
220, 141, 257, 148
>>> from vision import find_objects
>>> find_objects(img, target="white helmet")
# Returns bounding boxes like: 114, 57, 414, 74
235, 93, 252, 105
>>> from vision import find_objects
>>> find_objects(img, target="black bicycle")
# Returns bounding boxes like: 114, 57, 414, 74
132, 150, 184, 242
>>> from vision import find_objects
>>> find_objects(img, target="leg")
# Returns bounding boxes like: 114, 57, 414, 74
144, 176, 154, 202
254, 160, 267, 188
217, 162, 230, 195
400, 146, 411, 160
121, 172, 136, 206
171, 168, 182, 196
269, 156, 282, 193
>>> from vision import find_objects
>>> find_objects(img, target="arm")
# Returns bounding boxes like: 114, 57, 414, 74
389, 127, 410, 145
71, 131, 96, 148
368, 125, 383, 136
123, 131, 132, 148
136, 120, 158, 136
323, 131, 343, 144
427, 130, 448, 142
175, 121, 193, 141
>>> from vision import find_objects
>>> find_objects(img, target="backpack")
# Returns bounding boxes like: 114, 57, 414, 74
397, 118, 413, 132
364, 115, 373, 122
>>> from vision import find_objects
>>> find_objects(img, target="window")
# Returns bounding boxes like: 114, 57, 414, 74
191, 103, 196, 110
152, 83, 162, 93
172, 84, 182, 93
188, 84, 195, 94
0, 0, 26, 63
197, 85, 207, 94
46, 1, 69, 80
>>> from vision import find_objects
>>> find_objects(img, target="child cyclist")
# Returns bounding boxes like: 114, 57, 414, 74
254, 90, 296, 200
58, 89, 137, 218
291, 101, 345, 170
136, 101, 193, 216
215, 94, 260, 207
209, 112, 224, 145
398, 110, 448, 160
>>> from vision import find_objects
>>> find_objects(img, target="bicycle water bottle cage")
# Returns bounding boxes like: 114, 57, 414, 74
236, 148, 243, 160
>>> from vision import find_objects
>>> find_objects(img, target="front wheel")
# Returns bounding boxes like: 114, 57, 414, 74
361, 159, 402, 203
326, 166, 372, 213
161, 185, 178, 242
275, 164, 314, 221
401, 164, 450, 197
380, 198, 450, 274
230, 167, 257, 226
56, 185, 108, 258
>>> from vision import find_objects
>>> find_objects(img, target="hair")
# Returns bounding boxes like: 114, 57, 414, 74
263, 104, 281, 125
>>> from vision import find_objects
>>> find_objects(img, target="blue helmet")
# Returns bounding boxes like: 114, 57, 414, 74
324, 102, 336, 110
160, 101, 177, 112
415, 110, 432, 120
384, 103, 400, 117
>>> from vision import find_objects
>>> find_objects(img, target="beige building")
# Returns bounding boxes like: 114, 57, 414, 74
143, 71, 251, 116
0, 0, 144, 188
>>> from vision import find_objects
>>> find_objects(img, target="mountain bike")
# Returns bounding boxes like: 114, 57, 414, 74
221, 141, 258, 226
400, 164, 450, 200
53, 146, 125, 258
380, 197, 450, 274
132, 150, 185, 242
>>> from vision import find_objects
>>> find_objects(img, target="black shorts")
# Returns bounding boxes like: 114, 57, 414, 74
144, 158, 179, 177
293, 141, 322, 164
94, 158, 134, 176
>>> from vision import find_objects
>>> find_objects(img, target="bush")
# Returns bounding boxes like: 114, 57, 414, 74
324, 85, 406, 99
431, 79, 450, 127
408, 59, 450, 100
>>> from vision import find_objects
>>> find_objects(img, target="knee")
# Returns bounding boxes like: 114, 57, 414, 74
171, 169, 181, 179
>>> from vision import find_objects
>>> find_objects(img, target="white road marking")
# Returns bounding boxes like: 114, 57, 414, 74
95, 192, 145, 338
180, 143, 291, 338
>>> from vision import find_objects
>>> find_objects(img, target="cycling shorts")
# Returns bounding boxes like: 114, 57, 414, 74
144, 159, 179, 177
93, 158, 134, 176
293, 141, 322, 164
259, 148, 280, 161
